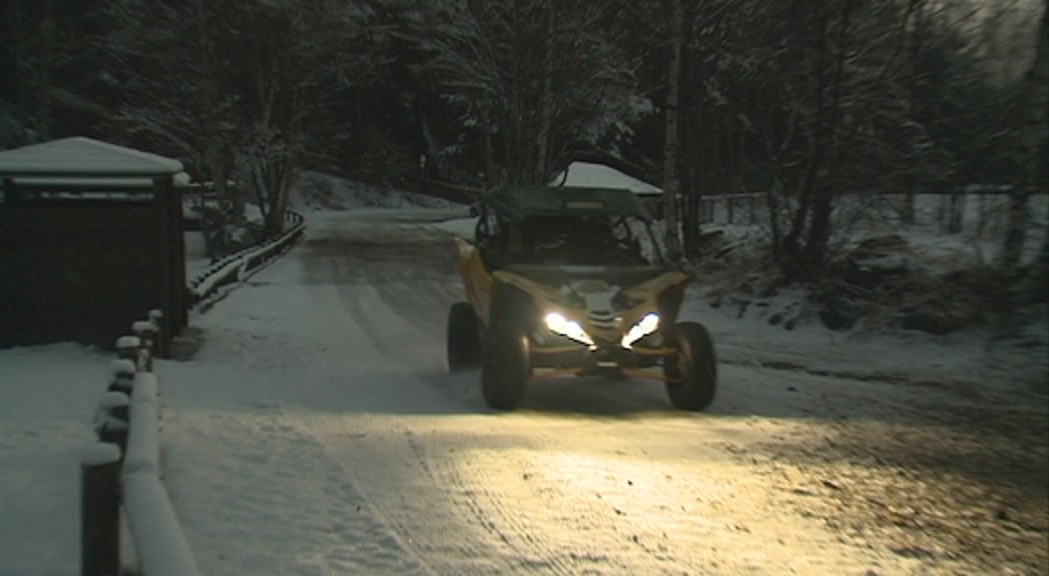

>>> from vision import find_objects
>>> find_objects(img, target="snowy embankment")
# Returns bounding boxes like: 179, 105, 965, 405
1, 344, 111, 576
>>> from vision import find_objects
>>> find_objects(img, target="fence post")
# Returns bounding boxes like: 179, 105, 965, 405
108, 359, 136, 395
116, 336, 140, 367
81, 442, 121, 576
148, 309, 166, 359
94, 392, 130, 451
133, 320, 156, 372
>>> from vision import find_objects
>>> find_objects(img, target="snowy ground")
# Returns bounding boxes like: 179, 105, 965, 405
1, 182, 1047, 575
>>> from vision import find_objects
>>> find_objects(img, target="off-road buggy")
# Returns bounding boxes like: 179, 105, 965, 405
447, 185, 717, 411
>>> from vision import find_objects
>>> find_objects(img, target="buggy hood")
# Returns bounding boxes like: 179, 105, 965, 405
502, 263, 668, 290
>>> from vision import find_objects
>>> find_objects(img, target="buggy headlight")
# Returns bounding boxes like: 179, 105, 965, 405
620, 313, 660, 348
544, 312, 594, 346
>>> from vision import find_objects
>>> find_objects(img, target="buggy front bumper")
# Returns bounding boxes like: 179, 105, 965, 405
528, 340, 679, 381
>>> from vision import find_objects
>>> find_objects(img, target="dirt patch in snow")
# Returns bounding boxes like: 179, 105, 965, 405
752, 410, 1049, 573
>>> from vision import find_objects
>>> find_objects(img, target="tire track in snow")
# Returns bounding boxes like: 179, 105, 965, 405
335, 261, 463, 353
302, 413, 654, 575
431, 420, 716, 574
335, 276, 487, 408
377, 276, 464, 339
341, 282, 444, 372
163, 405, 430, 576
393, 425, 593, 575
302, 412, 740, 575
418, 436, 617, 575
302, 415, 520, 575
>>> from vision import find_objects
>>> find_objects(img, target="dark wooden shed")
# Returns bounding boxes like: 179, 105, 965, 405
0, 137, 188, 355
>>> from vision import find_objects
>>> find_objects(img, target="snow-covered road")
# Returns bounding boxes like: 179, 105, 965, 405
155, 209, 1047, 575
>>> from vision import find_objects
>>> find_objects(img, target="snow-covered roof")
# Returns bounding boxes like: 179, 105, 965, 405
9, 172, 193, 189
482, 185, 650, 222
0, 136, 184, 178
551, 161, 662, 197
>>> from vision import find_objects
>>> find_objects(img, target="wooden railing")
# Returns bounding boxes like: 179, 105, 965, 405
83, 312, 201, 576
80, 209, 307, 575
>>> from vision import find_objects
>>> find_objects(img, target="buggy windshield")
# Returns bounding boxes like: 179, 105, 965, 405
506, 213, 659, 266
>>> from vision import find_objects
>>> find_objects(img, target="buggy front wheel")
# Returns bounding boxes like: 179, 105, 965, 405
665, 322, 717, 411
481, 326, 529, 410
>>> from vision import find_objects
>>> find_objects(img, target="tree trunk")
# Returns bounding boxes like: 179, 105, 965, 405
272, 162, 290, 236
682, 161, 700, 255
262, 157, 289, 238
805, 1, 852, 265
197, 0, 238, 222
806, 189, 833, 264
903, 192, 916, 224
250, 156, 271, 229
781, 7, 829, 275
681, 63, 702, 256
661, 0, 684, 260
534, 0, 555, 185
902, 0, 924, 228
480, 101, 498, 189
766, 180, 784, 264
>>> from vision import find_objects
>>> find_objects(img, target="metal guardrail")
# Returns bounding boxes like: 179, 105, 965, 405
418, 178, 483, 205
187, 209, 305, 307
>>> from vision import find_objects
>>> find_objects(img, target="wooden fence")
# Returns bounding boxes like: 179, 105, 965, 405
81, 210, 306, 576
83, 312, 201, 576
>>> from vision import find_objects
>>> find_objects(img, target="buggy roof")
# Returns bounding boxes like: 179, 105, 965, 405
481, 186, 651, 223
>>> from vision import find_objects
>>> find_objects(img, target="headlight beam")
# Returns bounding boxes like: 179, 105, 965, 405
620, 313, 660, 349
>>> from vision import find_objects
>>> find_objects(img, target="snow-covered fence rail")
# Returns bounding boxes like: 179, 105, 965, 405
694, 189, 1048, 236
699, 193, 765, 226
121, 372, 200, 576
83, 312, 202, 576
188, 209, 305, 307
419, 177, 483, 204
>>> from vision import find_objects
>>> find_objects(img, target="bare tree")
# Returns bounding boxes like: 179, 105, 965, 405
101, 0, 241, 200
100, 0, 386, 237
660, 0, 1018, 279
396, 0, 642, 188
220, 0, 387, 236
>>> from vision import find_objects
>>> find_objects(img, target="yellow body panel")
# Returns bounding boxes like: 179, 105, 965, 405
455, 236, 494, 324
455, 235, 692, 348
